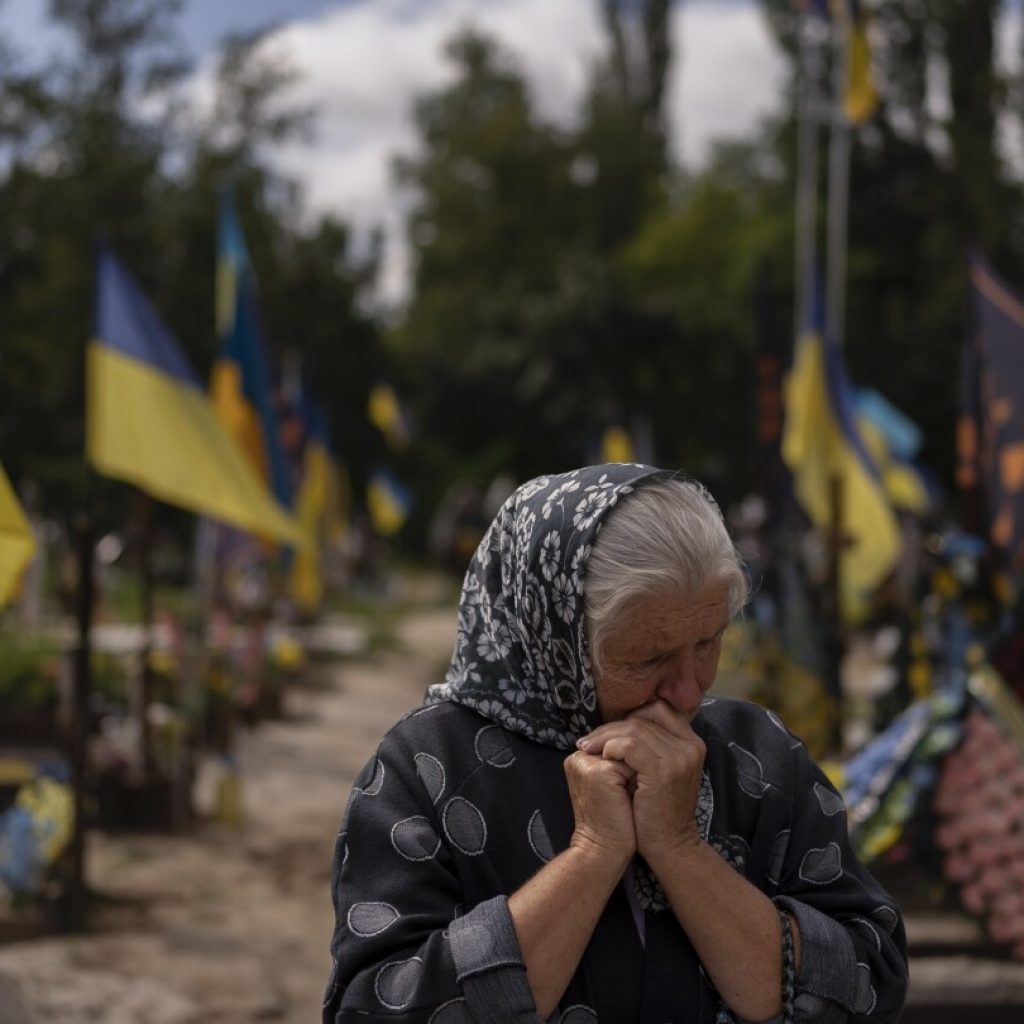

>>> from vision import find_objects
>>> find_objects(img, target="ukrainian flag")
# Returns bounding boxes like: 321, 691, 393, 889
856, 389, 930, 516
367, 467, 413, 537
211, 190, 292, 510
782, 328, 901, 616
859, 423, 930, 516
0, 462, 35, 608
86, 248, 302, 545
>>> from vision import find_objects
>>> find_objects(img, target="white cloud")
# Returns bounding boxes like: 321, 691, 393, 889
997, 3, 1024, 178
669, 2, 788, 167
201, 0, 786, 307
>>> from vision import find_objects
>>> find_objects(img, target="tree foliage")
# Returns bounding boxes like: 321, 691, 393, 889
4, 0, 1024, 554
391, 24, 684, 518
0, 0, 381, 535
760, 0, 1024, 480
389, 0, 1024, 519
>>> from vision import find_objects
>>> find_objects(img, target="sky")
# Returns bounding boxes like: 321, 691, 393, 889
0, 1, 794, 304
224, 0, 789, 304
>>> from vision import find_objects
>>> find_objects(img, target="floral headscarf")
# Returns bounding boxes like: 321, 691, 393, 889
425, 463, 674, 750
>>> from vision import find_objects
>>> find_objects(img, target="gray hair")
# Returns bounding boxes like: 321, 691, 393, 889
584, 477, 749, 676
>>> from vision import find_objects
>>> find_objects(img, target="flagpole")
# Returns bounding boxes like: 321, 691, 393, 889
826, 6, 852, 351
64, 511, 94, 932
824, 6, 853, 753
65, 250, 99, 932
134, 490, 156, 779
794, 6, 823, 344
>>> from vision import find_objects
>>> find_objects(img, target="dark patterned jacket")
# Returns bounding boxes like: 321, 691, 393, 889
322, 695, 908, 1023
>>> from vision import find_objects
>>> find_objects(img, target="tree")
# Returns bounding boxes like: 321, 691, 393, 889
620, 139, 793, 498
0, 0, 190, 518
392, 32, 587, 483
392, 15, 791, 518
0, 1, 383, 537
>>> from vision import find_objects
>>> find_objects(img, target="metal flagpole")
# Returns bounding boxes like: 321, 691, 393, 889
824, 4, 854, 751
826, 5, 852, 352
793, 5, 824, 345
792, 2, 854, 753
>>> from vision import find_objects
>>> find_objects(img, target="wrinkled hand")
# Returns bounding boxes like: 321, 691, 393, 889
564, 748, 637, 864
578, 700, 706, 864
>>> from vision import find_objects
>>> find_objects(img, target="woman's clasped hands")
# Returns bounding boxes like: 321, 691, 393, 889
567, 699, 706, 869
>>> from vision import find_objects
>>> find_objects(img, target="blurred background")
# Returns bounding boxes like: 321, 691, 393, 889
2, 0, 1024, 1020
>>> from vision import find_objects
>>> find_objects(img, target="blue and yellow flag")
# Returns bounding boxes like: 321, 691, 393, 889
211, 191, 292, 510
857, 423, 930, 516
86, 248, 302, 545
0, 462, 35, 608
856, 389, 930, 515
856, 388, 922, 462
782, 328, 901, 616
367, 467, 413, 537
961, 256, 1024, 569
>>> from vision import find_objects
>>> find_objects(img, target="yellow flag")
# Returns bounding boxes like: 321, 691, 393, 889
367, 469, 412, 537
844, 2, 878, 124
0, 462, 36, 608
601, 426, 635, 464
87, 249, 303, 546
858, 418, 929, 515
288, 440, 331, 611
368, 383, 410, 449
782, 331, 900, 617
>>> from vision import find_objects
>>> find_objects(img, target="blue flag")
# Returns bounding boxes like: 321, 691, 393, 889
86, 249, 301, 545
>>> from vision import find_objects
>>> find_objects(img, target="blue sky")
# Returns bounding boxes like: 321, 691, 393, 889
174, 0, 344, 52
4, 0, 345, 58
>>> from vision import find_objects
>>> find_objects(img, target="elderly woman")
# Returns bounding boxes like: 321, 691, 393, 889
322, 465, 909, 1023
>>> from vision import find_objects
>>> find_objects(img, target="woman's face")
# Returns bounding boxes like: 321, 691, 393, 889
594, 582, 731, 723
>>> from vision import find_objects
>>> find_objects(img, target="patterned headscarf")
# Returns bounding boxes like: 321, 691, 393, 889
425, 463, 674, 750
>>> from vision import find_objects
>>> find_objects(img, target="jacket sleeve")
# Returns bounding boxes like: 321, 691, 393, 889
770, 743, 909, 1024
322, 734, 543, 1024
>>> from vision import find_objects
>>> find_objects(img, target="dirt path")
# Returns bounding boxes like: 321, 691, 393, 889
0, 606, 457, 1023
